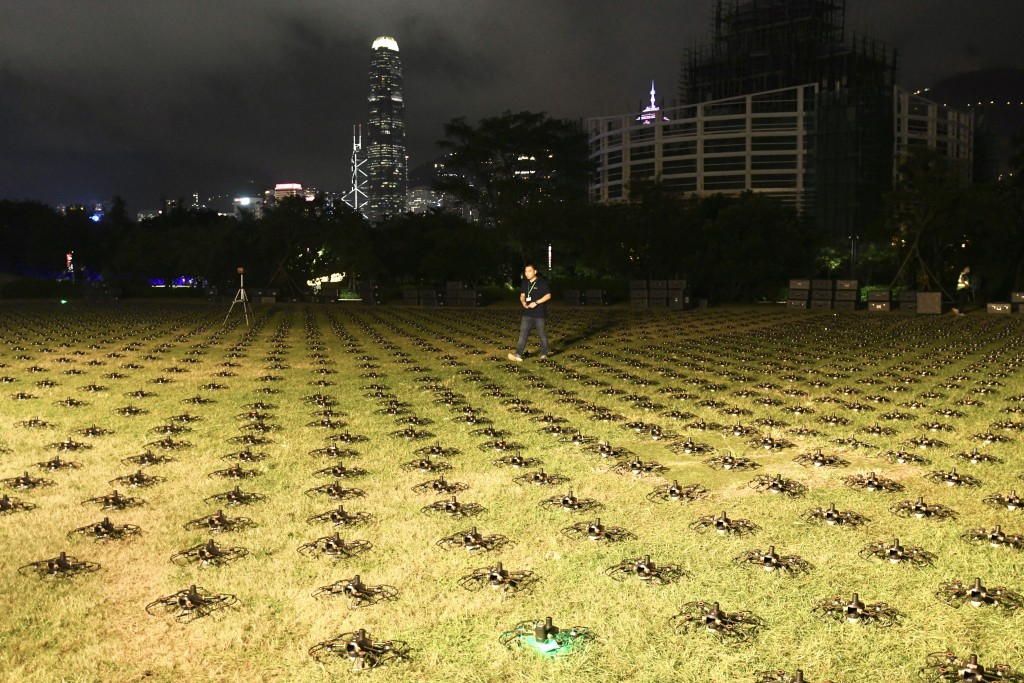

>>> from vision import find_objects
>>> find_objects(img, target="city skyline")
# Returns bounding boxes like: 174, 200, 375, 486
1, 0, 1023, 210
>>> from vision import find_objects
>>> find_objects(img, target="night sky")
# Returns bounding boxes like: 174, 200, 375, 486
2, 0, 1022, 212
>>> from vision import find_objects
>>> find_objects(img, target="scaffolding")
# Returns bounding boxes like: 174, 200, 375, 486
679, 0, 898, 234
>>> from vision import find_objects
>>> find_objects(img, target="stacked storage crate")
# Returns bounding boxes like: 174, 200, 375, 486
833, 280, 858, 310
787, 279, 810, 309
667, 281, 688, 310
867, 289, 892, 312
810, 279, 833, 310
357, 282, 381, 305
898, 290, 917, 312
1013, 292, 1024, 313
630, 280, 648, 308
583, 289, 608, 306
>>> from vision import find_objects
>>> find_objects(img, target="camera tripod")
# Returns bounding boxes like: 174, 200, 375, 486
224, 269, 253, 326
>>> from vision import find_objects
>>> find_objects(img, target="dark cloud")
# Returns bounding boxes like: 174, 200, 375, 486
0, 0, 1022, 210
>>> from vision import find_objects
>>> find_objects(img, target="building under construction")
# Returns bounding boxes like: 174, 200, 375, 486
681, 0, 897, 234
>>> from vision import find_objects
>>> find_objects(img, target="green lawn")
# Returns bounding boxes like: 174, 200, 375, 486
1, 301, 1022, 683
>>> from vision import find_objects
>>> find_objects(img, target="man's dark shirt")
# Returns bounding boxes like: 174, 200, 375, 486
520, 277, 550, 319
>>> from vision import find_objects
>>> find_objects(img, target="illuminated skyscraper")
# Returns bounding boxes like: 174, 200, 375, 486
366, 36, 407, 221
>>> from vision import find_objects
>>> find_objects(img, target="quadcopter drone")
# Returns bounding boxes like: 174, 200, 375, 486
184, 509, 256, 533
539, 490, 603, 513
18, 551, 100, 579
961, 525, 1024, 551
421, 495, 485, 517
647, 480, 709, 503
690, 511, 760, 536
748, 474, 807, 497
145, 584, 238, 623
669, 600, 763, 644
436, 526, 512, 552
561, 517, 635, 542
859, 538, 936, 566
605, 554, 687, 585
890, 496, 958, 520
312, 575, 399, 608
919, 652, 1024, 683
935, 578, 1022, 610
68, 517, 141, 542
813, 592, 900, 627
81, 489, 144, 510
734, 546, 812, 575
171, 538, 249, 567
499, 616, 593, 656
297, 532, 372, 559
458, 561, 537, 593
203, 486, 268, 506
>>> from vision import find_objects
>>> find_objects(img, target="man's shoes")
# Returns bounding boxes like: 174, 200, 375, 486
951, 308, 962, 316
507, 353, 523, 362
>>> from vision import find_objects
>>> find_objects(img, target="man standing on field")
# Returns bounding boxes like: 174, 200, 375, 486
508, 264, 551, 362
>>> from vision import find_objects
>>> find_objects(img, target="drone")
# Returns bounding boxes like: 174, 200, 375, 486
924, 468, 981, 488
952, 449, 1002, 465
436, 526, 511, 552
793, 450, 849, 468
983, 490, 1022, 511
221, 447, 268, 463
561, 517, 635, 542
748, 474, 807, 497
171, 538, 249, 567
144, 437, 192, 450
539, 490, 603, 513
312, 575, 399, 608
583, 442, 634, 459
35, 455, 82, 472
647, 480, 708, 503
669, 438, 714, 455
499, 616, 593, 656
110, 469, 165, 488
421, 495, 485, 517
669, 600, 763, 644
610, 457, 668, 477
703, 454, 760, 470
204, 486, 268, 506
81, 489, 144, 510
920, 652, 1024, 682
813, 592, 900, 627
310, 442, 360, 459
413, 442, 461, 457
304, 483, 366, 501
412, 477, 468, 495
47, 438, 91, 452
843, 472, 904, 493
121, 451, 174, 467
605, 554, 687, 585
400, 457, 451, 473
18, 551, 100, 579
208, 464, 261, 480
961, 525, 1024, 551
184, 509, 255, 533
859, 538, 936, 566
458, 562, 537, 593
936, 577, 1022, 610
297, 532, 372, 559
513, 469, 569, 487
480, 439, 526, 454
17, 417, 52, 428
0, 494, 35, 515
68, 517, 141, 542
492, 452, 540, 468
313, 463, 367, 479
690, 511, 760, 536
306, 505, 374, 527
880, 447, 929, 465
308, 628, 409, 671
145, 584, 238, 623
890, 497, 958, 520
734, 546, 812, 575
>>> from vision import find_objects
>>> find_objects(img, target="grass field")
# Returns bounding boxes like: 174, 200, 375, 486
1, 301, 1023, 683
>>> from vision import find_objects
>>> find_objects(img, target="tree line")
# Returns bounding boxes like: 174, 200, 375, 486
2, 112, 1023, 301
